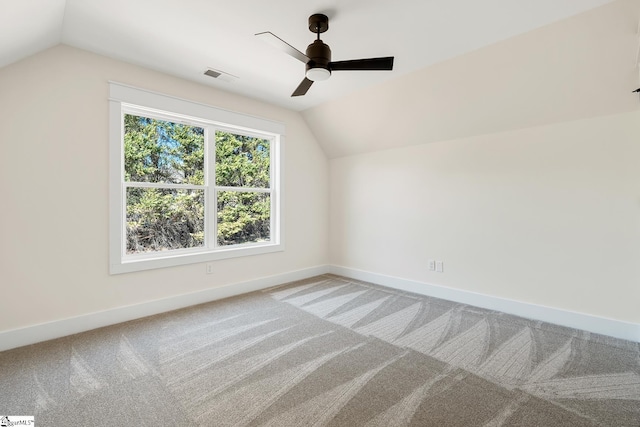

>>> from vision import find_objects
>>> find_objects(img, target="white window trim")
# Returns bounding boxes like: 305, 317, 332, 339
109, 82, 285, 274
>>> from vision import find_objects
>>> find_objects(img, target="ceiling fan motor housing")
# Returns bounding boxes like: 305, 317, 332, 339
306, 39, 331, 73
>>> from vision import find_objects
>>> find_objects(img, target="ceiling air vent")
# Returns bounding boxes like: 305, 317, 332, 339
203, 68, 238, 83
204, 69, 221, 78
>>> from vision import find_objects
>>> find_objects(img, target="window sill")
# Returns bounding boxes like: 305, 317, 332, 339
110, 242, 284, 274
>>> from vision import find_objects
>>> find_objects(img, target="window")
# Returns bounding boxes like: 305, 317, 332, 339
109, 83, 283, 274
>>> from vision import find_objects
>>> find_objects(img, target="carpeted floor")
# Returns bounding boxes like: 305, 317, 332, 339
1, 274, 639, 426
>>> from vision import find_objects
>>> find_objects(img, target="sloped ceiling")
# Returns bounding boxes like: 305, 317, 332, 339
2, 0, 636, 157
304, 0, 640, 157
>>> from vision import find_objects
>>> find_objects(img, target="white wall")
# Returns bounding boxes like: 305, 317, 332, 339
330, 110, 640, 325
1, 1, 639, 345
317, 0, 640, 334
0, 45, 329, 333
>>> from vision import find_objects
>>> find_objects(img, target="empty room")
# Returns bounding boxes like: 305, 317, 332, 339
1, 0, 639, 425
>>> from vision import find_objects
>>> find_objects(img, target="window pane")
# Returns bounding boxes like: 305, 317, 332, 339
126, 187, 204, 254
216, 131, 270, 188
217, 191, 270, 246
124, 114, 204, 185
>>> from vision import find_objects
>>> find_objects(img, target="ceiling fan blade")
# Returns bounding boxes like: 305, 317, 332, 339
330, 57, 394, 71
255, 31, 309, 63
291, 78, 313, 97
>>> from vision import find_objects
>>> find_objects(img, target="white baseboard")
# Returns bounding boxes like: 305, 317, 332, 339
0, 265, 331, 352
328, 266, 640, 343
3, 264, 637, 352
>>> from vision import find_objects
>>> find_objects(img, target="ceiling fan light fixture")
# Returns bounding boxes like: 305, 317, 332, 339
306, 67, 331, 81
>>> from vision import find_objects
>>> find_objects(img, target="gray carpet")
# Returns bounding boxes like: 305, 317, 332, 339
1, 275, 639, 426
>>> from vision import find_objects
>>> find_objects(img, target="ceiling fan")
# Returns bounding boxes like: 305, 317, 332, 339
256, 13, 394, 97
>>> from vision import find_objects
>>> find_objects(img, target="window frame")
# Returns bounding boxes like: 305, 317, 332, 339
109, 82, 284, 274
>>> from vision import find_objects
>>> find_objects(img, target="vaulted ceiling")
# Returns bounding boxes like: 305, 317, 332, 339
3, 0, 636, 157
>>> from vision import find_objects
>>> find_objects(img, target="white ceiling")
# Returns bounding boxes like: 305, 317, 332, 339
1, 0, 615, 112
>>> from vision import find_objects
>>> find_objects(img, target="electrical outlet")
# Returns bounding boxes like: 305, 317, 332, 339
435, 261, 444, 273
206, 263, 214, 274
428, 259, 436, 271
